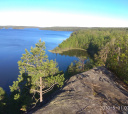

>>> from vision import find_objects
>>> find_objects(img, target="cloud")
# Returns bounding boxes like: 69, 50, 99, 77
0, 11, 128, 27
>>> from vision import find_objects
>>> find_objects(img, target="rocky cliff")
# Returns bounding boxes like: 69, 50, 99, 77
32, 66, 128, 114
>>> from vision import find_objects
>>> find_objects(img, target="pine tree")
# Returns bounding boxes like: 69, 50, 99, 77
9, 39, 64, 111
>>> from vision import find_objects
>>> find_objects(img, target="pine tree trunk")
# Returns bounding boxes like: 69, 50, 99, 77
40, 77, 43, 102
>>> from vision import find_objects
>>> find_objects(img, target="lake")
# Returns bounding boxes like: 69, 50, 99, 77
0, 28, 87, 93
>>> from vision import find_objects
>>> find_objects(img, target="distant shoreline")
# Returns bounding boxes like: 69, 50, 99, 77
1, 26, 127, 31
48, 48, 86, 54
0, 26, 89, 31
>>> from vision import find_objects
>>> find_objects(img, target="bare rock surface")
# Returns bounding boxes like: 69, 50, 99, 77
33, 66, 128, 114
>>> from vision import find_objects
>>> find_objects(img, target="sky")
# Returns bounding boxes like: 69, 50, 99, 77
0, 0, 128, 27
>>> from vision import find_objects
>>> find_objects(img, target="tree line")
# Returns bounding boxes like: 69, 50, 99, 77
53, 28, 128, 83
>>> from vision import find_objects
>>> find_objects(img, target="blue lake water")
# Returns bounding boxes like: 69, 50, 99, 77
0, 28, 79, 93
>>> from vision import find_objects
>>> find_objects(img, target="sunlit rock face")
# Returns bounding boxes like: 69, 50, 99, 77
33, 66, 128, 114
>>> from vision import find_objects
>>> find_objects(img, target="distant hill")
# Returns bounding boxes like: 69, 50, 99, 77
39, 27, 88, 31
0, 26, 37, 29
0, 26, 88, 31
1, 26, 127, 31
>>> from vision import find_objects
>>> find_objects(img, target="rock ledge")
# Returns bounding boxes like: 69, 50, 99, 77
33, 66, 128, 114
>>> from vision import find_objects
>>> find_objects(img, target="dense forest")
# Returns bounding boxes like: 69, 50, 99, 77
52, 28, 128, 84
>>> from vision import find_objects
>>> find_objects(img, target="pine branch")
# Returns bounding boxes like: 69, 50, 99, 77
42, 83, 58, 95
25, 83, 58, 94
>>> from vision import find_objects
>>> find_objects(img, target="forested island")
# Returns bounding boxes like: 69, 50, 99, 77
1, 27, 128, 113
